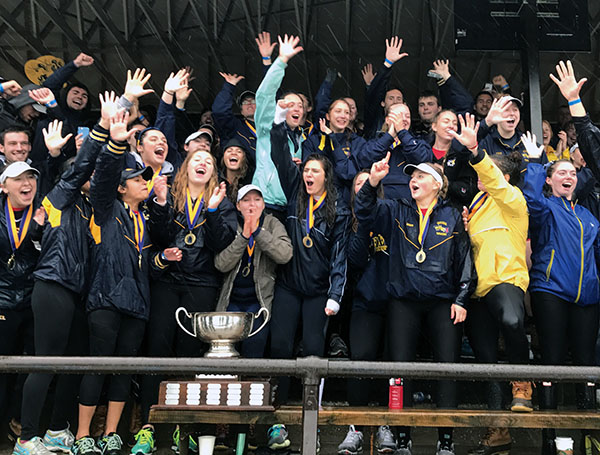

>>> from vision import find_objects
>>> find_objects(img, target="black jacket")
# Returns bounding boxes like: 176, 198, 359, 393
355, 180, 475, 306
34, 124, 107, 294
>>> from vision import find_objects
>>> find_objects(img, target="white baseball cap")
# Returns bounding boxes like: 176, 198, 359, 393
404, 163, 443, 185
0, 161, 40, 184
237, 184, 263, 202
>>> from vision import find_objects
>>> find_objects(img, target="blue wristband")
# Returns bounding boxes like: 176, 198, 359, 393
568, 98, 581, 106
138, 114, 145, 121
160, 252, 167, 261
502, 84, 509, 90
384, 58, 393, 66
0, 84, 4, 94
46, 100, 57, 107
207, 207, 217, 212
262, 56, 271, 60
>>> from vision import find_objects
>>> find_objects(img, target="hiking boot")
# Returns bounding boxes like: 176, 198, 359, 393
130, 427, 155, 455
13, 437, 54, 455
267, 424, 290, 450
510, 381, 533, 412
43, 427, 75, 453
468, 427, 512, 455
394, 440, 412, 455
436, 440, 456, 455
170, 427, 197, 454
72, 437, 101, 455
98, 433, 123, 455
329, 334, 349, 358
375, 425, 397, 453
337, 425, 363, 454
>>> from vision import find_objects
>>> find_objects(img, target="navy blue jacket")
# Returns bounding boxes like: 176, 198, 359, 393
355, 181, 475, 306
438, 76, 474, 117
363, 63, 393, 140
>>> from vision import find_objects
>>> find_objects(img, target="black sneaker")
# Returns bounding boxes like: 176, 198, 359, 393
329, 334, 349, 358
98, 433, 123, 455
72, 437, 101, 455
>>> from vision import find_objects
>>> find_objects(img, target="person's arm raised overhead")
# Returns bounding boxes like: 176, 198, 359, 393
256, 31, 277, 68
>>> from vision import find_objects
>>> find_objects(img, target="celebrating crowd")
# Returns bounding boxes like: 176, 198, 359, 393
0, 31, 599, 455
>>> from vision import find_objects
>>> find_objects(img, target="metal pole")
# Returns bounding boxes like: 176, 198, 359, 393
520, 0, 543, 141
299, 357, 323, 455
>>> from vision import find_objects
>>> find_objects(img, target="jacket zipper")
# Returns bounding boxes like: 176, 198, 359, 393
545, 249, 555, 281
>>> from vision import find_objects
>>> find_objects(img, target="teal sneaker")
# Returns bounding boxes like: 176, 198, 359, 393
267, 424, 290, 450
71, 437, 100, 455
98, 433, 123, 455
12, 437, 54, 455
43, 427, 75, 453
170, 427, 198, 454
130, 428, 155, 455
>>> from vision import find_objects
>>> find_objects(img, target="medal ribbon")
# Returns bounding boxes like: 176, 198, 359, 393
417, 199, 437, 246
245, 120, 257, 138
5, 199, 32, 252
130, 209, 146, 254
305, 191, 327, 236
185, 189, 204, 230
146, 168, 162, 199
467, 192, 489, 221
392, 138, 401, 149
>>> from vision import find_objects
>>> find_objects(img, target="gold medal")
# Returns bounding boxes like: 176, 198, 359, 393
303, 234, 313, 248
416, 249, 426, 263
241, 265, 251, 277
184, 232, 196, 245
7, 254, 15, 270
138, 254, 142, 269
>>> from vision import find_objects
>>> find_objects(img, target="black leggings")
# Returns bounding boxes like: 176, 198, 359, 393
270, 284, 328, 404
21, 281, 88, 440
140, 281, 218, 422
79, 309, 145, 406
467, 283, 528, 409
347, 308, 386, 406
532, 291, 598, 410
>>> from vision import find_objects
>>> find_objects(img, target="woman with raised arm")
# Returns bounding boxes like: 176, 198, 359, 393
522, 123, 600, 455
449, 113, 531, 455
354, 152, 475, 455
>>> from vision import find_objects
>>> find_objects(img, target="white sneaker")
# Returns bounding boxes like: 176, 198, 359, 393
13, 437, 54, 455
43, 428, 75, 453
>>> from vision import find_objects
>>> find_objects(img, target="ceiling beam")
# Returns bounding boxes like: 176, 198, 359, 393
188, 0, 225, 70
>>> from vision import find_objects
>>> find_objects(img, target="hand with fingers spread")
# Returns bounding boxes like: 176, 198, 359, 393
549, 60, 587, 116
109, 110, 135, 143
28, 87, 55, 106
163, 247, 183, 262
369, 152, 391, 186
319, 118, 332, 135
361, 63, 376, 86
278, 34, 303, 63
218, 72, 245, 86
208, 182, 227, 209
164, 68, 189, 96
485, 96, 512, 126
99, 91, 121, 130
384, 36, 408, 67
43, 120, 73, 158
448, 113, 480, 155
124, 68, 154, 102
256, 31, 277, 62
521, 131, 544, 160
73, 53, 94, 68
430, 59, 451, 82
1, 80, 22, 97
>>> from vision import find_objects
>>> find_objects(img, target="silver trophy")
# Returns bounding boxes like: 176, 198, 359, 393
175, 308, 269, 358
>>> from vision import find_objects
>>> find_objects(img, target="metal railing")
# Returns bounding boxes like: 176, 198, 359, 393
2, 356, 599, 454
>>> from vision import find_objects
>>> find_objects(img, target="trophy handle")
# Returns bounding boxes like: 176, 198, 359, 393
175, 307, 196, 338
248, 307, 270, 338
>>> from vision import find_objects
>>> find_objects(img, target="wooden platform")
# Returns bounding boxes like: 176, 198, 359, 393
149, 405, 600, 429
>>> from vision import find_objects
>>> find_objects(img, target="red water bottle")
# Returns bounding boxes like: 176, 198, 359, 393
388, 378, 403, 409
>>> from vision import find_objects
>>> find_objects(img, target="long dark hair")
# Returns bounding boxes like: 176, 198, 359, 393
491, 152, 522, 186
297, 154, 337, 227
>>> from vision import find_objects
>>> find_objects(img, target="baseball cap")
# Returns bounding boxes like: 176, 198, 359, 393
404, 163, 443, 185
500, 95, 523, 108
185, 130, 213, 145
237, 184, 263, 203
237, 90, 256, 106
0, 161, 40, 183
8, 84, 47, 114
120, 166, 154, 186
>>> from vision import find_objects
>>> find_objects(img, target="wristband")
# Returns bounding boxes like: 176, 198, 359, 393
502, 84, 509, 90
0, 84, 4, 94
207, 207, 217, 212
46, 100, 57, 107
568, 98, 581, 106
262, 56, 271, 60
467, 142, 478, 150
160, 252, 167, 261
138, 114, 145, 121
384, 58, 393, 66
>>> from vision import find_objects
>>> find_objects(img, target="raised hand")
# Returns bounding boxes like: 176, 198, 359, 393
430, 59, 451, 82
361, 64, 376, 86
522, 131, 544, 160
99, 91, 120, 130
109, 110, 135, 143
549, 60, 587, 104
485, 96, 511, 126
369, 152, 391, 186
154, 175, 168, 205
1, 80, 22, 97
255, 31, 276, 60
278, 34, 303, 63
124, 68, 154, 101
29, 87, 55, 106
384, 36, 408, 66
73, 52, 94, 67
218, 72, 245, 86
449, 113, 480, 155
208, 182, 227, 209
386, 111, 401, 137
163, 247, 182, 262
42, 120, 73, 157
319, 118, 332, 135
164, 68, 189, 95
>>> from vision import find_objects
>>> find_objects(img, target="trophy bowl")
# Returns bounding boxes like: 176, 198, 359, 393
175, 308, 269, 358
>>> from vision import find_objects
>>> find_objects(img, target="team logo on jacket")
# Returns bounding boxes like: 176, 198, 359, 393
434, 221, 449, 236
447, 158, 456, 167
371, 233, 388, 253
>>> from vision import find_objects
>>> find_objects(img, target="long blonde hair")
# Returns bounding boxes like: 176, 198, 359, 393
171, 151, 219, 213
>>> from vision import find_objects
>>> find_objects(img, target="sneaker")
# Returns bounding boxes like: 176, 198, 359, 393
510, 381, 534, 412
98, 433, 123, 455
8, 419, 22, 443
267, 424, 290, 450
337, 425, 363, 454
43, 427, 75, 453
468, 427, 512, 455
329, 334, 349, 358
436, 440, 456, 455
130, 428, 155, 455
394, 440, 412, 455
13, 437, 54, 455
72, 437, 101, 455
375, 425, 397, 453
170, 427, 198, 454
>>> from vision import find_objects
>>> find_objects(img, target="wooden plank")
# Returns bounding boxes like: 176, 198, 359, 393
149, 406, 600, 429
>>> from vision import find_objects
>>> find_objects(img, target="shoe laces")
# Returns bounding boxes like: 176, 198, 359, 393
268, 424, 285, 438
103, 434, 122, 451
135, 429, 154, 446
76, 438, 96, 453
